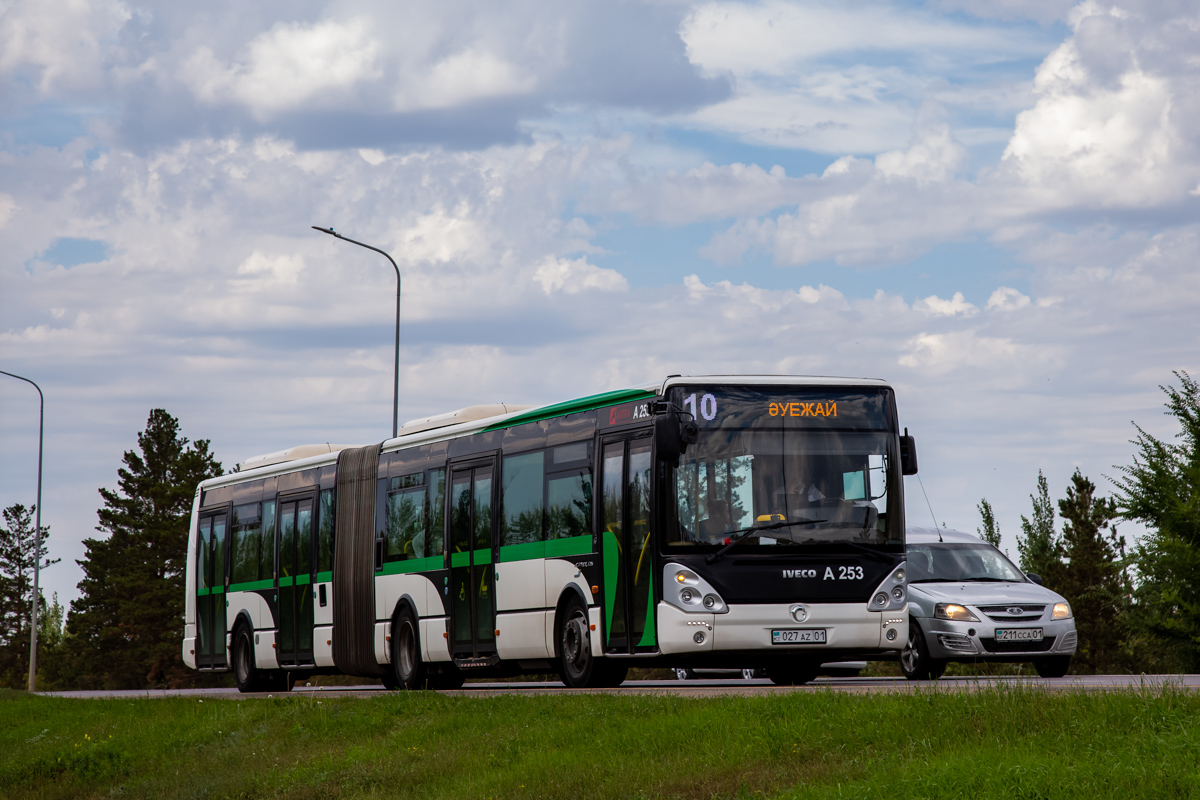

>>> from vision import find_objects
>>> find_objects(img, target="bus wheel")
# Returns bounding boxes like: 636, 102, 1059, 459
768, 662, 819, 686
557, 596, 596, 688
389, 606, 426, 690
233, 623, 263, 693
428, 668, 465, 690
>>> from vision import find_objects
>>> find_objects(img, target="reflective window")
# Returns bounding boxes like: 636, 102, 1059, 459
386, 488, 427, 560
230, 503, 261, 584
547, 471, 591, 540
502, 452, 544, 546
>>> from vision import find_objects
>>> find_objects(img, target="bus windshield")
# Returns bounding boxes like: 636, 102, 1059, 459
664, 386, 901, 550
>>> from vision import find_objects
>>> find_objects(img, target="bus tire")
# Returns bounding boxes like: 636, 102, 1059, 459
232, 622, 265, 693
389, 605, 426, 690
556, 594, 598, 688
428, 667, 465, 690
768, 661, 819, 686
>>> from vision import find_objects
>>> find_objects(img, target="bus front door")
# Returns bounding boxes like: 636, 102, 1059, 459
448, 462, 497, 663
195, 512, 228, 668
276, 496, 315, 666
599, 435, 657, 654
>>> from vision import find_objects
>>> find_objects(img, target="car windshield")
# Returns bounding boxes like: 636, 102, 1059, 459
907, 542, 1025, 582
663, 387, 902, 550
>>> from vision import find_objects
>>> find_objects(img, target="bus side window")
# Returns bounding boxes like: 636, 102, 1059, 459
502, 451, 545, 547
318, 489, 335, 572
231, 503, 261, 585
427, 468, 446, 559
260, 500, 276, 582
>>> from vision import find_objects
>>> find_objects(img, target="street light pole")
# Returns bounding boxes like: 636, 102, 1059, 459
0, 369, 44, 692
312, 227, 402, 438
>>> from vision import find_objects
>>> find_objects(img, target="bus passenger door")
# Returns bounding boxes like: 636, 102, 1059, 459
448, 461, 497, 663
195, 511, 229, 668
276, 495, 316, 666
599, 435, 657, 654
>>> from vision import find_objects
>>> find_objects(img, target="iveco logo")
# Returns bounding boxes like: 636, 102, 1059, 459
1006, 607, 1024, 615
790, 604, 808, 622
783, 569, 818, 578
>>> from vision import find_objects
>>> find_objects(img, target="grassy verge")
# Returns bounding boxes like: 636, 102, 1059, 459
2, 684, 1199, 799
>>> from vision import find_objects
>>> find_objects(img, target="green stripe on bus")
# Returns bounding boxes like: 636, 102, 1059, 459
498, 541, 544, 562
197, 587, 209, 597
473, 548, 492, 566
380, 556, 443, 575
481, 388, 657, 431
296, 574, 311, 586
228, 579, 274, 593
545, 535, 592, 558
279, 576, 293, 588
450, 551, 470, 568
316, 571, 333, 583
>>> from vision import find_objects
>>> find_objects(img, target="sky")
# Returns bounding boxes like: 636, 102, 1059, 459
3, 0, 1199, 609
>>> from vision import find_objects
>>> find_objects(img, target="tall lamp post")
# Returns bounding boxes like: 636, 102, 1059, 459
312, 227, 402, 439
0, 369, 44, 692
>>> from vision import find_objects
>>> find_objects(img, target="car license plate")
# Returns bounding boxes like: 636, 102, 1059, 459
771, 629, 827, 644
994, 628, 1043, 642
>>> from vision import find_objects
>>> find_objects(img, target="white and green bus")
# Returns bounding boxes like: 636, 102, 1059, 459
184, 375, 915, 691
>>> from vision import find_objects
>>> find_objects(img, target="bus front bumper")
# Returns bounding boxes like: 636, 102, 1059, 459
657, 601, 907, 657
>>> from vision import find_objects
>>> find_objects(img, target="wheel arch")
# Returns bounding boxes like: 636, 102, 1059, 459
552, 584, 591, 658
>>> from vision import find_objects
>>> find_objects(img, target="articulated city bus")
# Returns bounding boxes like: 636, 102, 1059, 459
183, 375, 916, 691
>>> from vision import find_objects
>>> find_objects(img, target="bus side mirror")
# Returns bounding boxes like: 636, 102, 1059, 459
900, 430, 918, 476
654, 402, 699, 464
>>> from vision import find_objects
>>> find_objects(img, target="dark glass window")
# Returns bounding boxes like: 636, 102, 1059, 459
386, 487, 427, 560
230, 503, 261, 584
502, 452, 544, 546
260, 499, 276, 581
547, 470, 592, 540
428, 468, 445, 558
318, 489, 335, 573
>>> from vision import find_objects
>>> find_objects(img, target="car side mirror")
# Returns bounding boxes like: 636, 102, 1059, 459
1026, 572, 1043, 586
900, 429, 918, 476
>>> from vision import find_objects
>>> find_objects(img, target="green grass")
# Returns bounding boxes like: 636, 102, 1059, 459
2, 684, 1199, 799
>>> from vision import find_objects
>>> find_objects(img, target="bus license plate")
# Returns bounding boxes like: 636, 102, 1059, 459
994, 628, 1043, 642
772, 629, 827, 645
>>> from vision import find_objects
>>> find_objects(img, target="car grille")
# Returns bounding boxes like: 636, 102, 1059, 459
980, 636, 1056, 653
977, 604, 1046, 622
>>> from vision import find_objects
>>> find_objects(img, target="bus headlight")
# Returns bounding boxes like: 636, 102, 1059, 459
663, 564, 728, 614
866, 561, 908, 612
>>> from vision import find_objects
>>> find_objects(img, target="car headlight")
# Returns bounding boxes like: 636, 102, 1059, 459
1052, 602, 1072, 620
935, 603, 979, 622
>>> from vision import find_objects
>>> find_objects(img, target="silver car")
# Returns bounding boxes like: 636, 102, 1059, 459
901, 528, 1077, 679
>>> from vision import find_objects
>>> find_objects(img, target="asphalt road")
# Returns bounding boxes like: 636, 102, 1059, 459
40, 674, 1200, 700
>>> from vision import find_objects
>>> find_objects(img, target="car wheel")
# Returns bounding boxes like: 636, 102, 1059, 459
1034, 656, 1071, 678
674, 668, 694, 681
900, 621, 944, 680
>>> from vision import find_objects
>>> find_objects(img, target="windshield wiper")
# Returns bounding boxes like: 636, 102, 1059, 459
705, 519, 826, 564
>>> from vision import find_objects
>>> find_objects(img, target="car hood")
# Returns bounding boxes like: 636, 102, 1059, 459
909, 581, 1066, 606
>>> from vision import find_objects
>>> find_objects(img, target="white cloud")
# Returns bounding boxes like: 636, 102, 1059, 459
987, 286, 1031, 311
393, 48, 536, 112
915, 292, 978, 317
0, 0, 130, 92
182, 18, 382, 118
534, 256, 627, 294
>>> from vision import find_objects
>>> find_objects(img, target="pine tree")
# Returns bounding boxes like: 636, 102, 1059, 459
1017, 470, 1060, 582
1114, 371, 1200, 670
0, 504, 57, 689
65, 409, 221, 689
976, 499, 1001, 547
1055, 470, 1129, 673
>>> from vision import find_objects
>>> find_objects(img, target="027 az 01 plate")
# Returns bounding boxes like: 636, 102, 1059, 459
994, 627, 1043, 643
771, 629, 827, 645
